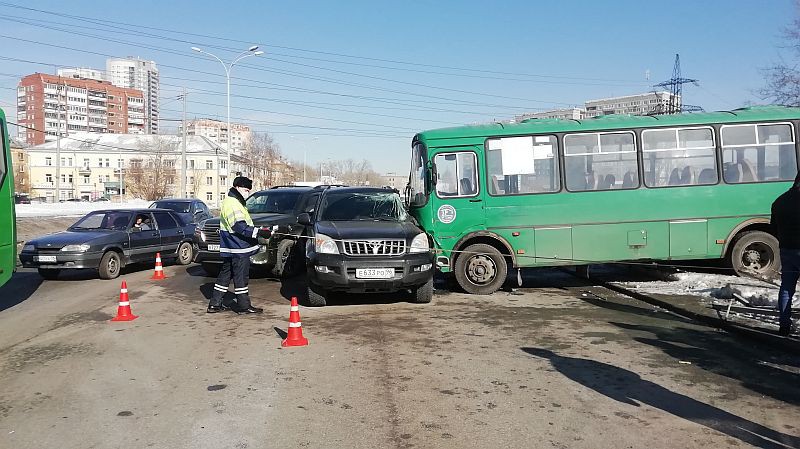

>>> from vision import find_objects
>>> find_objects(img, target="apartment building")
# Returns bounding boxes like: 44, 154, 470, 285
584, 91, 677, 117
24, 133, 231, 202
180, 119, 252, 155
17, 73, 145, 146
57, 67, 105, 82
10, 137, 30, 194
107, 57, 160, 134
514, 107, 586, 122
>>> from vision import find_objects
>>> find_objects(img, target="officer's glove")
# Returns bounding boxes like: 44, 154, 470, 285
257, 227, 272, 239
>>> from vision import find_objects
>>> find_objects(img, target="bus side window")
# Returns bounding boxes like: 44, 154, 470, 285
643, 127, 716, 187
486, 135, 559, 195
434, 152, 478, 198
721, 123, 797, 183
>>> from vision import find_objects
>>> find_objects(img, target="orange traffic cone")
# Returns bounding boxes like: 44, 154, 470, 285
150, 252, 166, 280
111, 280, 138, 321
281, 296, 308, 347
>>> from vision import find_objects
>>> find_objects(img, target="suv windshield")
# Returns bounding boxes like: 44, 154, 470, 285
246, 191, 303, 214
318, 192, 407, 221
70, 211, 133, 231
150, 201, 191, 213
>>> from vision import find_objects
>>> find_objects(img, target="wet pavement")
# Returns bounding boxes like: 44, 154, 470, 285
0, 264, 798, 448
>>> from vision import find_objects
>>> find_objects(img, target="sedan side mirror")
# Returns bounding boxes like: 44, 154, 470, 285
297, 213, 312, 226
130, 226, 142, 233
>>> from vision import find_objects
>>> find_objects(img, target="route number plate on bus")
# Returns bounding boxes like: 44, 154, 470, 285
36, 255, 57, 262
207, 244, 220, 251
356, 268, 394, 279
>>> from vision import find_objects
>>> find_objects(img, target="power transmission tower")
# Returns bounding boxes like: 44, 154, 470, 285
652, 54, 703, 114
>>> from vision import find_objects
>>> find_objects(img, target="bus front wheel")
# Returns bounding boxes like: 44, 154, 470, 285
729, 231, 781, 279
454, 243, 508, 295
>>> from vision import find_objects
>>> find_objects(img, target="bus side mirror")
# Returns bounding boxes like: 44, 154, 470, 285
297, 213, 312, 226
428, 163, 437, 186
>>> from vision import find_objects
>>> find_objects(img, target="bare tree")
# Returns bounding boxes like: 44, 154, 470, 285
240, 132, 282, 189
760, 3, 800, 105
125, 137, 177, 200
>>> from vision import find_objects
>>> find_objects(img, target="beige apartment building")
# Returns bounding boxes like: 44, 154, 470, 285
24, 133, 232, 203
180, 119, 252, 155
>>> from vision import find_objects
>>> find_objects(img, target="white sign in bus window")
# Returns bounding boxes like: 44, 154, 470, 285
500, 136, 536, 175
533, 144, 553, 160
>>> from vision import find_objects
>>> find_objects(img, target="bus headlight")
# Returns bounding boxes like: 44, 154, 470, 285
61, 244, 90, 252
315, 233, 339, 255
409, 233, 430, 253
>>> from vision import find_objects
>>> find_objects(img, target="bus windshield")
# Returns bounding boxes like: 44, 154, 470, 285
408, 142, 427, 207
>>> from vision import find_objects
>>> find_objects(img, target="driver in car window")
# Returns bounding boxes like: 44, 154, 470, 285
134, 215, 152, 231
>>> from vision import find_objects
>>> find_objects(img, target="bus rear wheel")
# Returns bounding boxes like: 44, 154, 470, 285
729, 231, 780, 278
454, 243, 508, 295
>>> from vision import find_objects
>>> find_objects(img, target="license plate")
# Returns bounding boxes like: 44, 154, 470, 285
36, 255, 57, 263
356, 268, 395, 279
207, 244, 220, 251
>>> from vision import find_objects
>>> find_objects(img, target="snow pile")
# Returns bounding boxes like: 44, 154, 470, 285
15, 200, 151, 217
622, 271, 778, 307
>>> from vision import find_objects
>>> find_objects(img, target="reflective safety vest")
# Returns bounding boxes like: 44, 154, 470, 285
218, 193, 260, 258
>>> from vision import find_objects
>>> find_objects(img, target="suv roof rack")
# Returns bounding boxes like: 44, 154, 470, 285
269, 185, 308, 189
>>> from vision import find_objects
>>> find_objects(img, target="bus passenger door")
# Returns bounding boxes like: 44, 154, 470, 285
430, 150, 484, 247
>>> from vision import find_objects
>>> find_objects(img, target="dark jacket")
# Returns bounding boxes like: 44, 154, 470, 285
771, 183, 800, 250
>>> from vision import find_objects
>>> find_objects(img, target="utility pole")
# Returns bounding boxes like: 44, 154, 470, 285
180, 87, 187, 198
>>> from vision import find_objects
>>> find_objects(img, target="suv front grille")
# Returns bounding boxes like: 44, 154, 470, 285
342, 239, 405, 256
202, 223, 221, 244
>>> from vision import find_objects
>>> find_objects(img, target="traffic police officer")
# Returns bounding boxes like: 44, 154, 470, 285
208, 176, 271, 314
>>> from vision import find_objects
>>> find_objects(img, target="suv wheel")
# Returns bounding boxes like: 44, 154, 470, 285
306, 284, 327, 307
272, 239, 298, 278
411, 278, 433, 303
176, 242, 193, 265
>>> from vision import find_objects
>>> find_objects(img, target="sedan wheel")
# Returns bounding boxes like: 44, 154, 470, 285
177, 242, 193, 265
99, 251, 122, 280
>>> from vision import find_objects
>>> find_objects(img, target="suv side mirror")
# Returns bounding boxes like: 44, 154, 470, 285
297, 213, 312, 226
130, 226, 142, 233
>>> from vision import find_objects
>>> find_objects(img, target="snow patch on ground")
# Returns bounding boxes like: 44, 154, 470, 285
621, 271, 779, 307
15, 200, 151, 217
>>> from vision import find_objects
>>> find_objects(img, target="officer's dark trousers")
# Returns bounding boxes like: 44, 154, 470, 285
210, 256, 251, 309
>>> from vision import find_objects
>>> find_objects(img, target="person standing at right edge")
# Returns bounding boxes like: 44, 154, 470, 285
208, 176, 271, 314
771, 172, 800, 336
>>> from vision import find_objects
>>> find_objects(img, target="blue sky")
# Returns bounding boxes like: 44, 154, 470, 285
0, 0, 796, 174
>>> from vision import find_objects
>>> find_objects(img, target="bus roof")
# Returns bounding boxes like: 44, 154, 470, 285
415, 106, 800, 143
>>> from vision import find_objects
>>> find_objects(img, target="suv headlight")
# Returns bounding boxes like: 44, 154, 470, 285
61, 244, 90, 252
315, 233, 339, 255
409, 233, 430, 253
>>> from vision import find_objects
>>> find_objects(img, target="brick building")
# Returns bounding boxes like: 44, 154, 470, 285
17, 73, 145, 145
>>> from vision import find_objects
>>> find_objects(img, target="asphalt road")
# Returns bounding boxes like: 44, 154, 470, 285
0, 263, 798, 449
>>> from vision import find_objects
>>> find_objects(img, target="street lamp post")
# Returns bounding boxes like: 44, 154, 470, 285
191, 45, 263, 207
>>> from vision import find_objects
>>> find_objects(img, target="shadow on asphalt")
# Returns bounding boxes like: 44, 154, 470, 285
277, 274, 413, 307
577, 293, 690, 324
612, 321, 800, 403
523, 347, 800, 449
0, 271, 43, 312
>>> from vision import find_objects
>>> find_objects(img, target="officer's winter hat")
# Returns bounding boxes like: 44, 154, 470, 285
233, 176, 253, 190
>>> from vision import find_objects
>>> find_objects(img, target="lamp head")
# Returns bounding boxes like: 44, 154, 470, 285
191, 47, 202, 52
248, 45, 259, 52
254, 51, 264, 56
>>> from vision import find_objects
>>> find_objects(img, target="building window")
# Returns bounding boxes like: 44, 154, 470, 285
206, 192, 213, 201
45, 173, 53, 183
83, 175, 90, 184
45, 157, 52, 166
105, 158, 110, 167
206, 176, 213, 185
83, 158, 90, 167
189, 160, 195, 169
206, 160, 213, 169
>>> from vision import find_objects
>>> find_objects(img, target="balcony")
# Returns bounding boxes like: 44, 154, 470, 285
78, 167, 91, 175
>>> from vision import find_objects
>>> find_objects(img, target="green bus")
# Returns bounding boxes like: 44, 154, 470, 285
0, 108, 15, 287
407, 106, 800, 294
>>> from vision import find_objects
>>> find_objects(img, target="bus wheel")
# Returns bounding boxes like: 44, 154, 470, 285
729, 231, 781, 278
455, 243, 508, 295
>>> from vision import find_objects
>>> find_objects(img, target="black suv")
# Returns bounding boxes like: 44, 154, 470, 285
193, 186, 322, 277
300, 186, 434, 306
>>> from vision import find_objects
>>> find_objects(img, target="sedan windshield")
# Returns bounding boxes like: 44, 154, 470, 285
150, 201, 191, 213
69, 211, 133, 231
246, 191, 303, 214
318, 192, 407, 221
